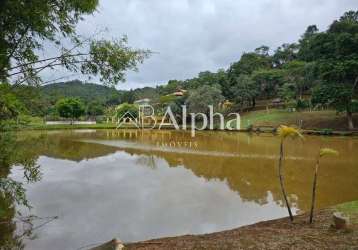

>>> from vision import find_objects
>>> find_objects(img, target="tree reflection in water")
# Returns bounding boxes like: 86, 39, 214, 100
0, 132, 44, 249
0, 129, 357, 249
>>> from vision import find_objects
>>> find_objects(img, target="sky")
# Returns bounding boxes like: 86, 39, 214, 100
41, 0, 358, 90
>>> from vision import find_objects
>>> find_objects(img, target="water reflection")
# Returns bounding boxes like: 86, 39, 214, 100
0, 132, 43, 249
0, 129, 357, 249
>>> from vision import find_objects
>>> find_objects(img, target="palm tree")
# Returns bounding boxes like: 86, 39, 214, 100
277, 125, 303, 222
309, 148, 339, 223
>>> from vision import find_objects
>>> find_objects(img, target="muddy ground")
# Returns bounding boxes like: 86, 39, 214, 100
125, 209, 358, 250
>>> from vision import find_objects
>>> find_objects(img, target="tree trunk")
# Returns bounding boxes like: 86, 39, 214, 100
252, 97, 256, 108
278, 140, 294, 221
347, 110, 354, 130
310, 158, 320, 224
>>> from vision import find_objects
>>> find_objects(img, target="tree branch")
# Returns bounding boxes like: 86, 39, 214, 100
6, 25, 30, 62
8, 53, 88, 71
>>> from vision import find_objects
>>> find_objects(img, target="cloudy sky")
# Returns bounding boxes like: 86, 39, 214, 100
43, 0, 357, 90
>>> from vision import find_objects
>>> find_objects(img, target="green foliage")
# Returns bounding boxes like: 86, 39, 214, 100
273, 43, 299, 67
300, 10, 358, 128
115, 103, 138, 118
0, 0, 98, 83
0, 132, 42, 208
226, 48, 272, 100
185, 85, 224, 114
0, 0, 149, 85
231, 75, 257, 109
55, 98, 85, 120
86, 101, 104, 117
81, 38, 151, 85
279, 83, 297, 102
296, 99, 310, 110
0, 83, 24, 121
41, 80, 121, 104
251, 69, 285, 98
228, 50, 271, 76
159, 95, 178, 104
11, 84, 48, 116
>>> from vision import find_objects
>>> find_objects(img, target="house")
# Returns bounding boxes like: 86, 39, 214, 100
171, 88, 187, 97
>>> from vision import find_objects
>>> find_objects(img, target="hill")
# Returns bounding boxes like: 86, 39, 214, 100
40, 80, 122, 105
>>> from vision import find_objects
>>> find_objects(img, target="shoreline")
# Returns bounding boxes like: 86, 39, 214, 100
123, 201, 358, 250
3, 124, 358, 137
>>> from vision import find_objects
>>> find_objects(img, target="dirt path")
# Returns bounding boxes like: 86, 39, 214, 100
125, 209, 358, 250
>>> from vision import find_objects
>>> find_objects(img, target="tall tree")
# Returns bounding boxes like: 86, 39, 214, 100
0, 0, 150, 85
273, 43, 299, 68
55, 98, 85, 122
231, 75, 258, 109
302, 11, 358, 129
227, 46, 272, 101
282, 60, 315, 99
185, 85, 224, 114
251, 69, 285, 99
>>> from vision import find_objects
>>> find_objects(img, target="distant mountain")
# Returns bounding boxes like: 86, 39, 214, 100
40, 80, 122, 104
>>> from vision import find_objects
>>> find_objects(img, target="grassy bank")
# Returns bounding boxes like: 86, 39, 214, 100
3, 109, 358, 133
125, 201, 358, 250
241, 109, 358, 131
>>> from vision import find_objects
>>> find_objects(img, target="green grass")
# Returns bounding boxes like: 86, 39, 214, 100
335, 201, 358, 224
240, 109, 353, 130
336, 201, 358, 214
241, 109, 294, 128
2, 109, 355, 132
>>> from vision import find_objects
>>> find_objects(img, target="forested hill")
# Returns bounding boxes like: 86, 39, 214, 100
40, 80, 122, 104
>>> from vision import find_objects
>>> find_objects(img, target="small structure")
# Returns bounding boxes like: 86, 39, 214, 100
272, 98, 283, 105
170, 88, 187, 97
134, 98, 151, 105
220, 100, 233, 109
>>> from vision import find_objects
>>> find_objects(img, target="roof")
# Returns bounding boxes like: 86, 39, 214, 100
134, 98, 151, 104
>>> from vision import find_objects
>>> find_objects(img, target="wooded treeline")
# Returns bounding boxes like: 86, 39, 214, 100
1, 9, 357, 128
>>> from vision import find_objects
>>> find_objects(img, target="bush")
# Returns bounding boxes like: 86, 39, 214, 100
115, 103, 139, 118
296, 99, 310, 111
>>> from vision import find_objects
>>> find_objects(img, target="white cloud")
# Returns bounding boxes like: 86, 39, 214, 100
41, 0, 358, 90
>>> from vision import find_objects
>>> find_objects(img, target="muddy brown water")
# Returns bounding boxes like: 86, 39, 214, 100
0, 129, 357, 250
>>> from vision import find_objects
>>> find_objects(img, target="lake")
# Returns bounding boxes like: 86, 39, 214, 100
0, 129, 357, 249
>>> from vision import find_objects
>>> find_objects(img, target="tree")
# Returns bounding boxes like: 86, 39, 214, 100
300, 11, 358, 129
12, 84, 48, 116
282, 60, 315, 99
309, 148, 339, 224
115, 103, 139, 119
278, 82, 297, 103
185, 85, 224, 114
55, 98, 85, 122
277, 125, 303, 222
273, 43, 299, 68
228, 49, 271, 78
0, 0, 150, 85
226, 47, 272, 101
120, 90, 136, 104
251, 69, 285, 99
0, 83, 23, 121
86, 101, 104, 118
231, 75, 258, 109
